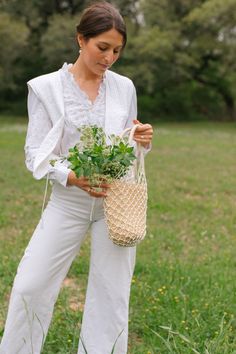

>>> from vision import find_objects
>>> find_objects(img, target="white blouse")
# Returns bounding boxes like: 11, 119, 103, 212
25, 63, 106, 187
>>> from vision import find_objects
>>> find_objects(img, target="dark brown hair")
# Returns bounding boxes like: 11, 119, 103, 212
76, 1, 127, 48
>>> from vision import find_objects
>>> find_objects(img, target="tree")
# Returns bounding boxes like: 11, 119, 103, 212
0, 12, 29, 95
118, 0, 236, 120
41, 14, 79, 70
183, 0, 236, 120
0, 0, 236, 120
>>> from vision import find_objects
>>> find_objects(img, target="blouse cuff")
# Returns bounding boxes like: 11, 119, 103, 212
52, 162, 71, 187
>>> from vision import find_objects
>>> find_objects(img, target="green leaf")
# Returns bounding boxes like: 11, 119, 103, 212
53, 124, 137, 181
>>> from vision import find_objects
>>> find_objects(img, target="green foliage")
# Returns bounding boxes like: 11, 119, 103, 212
185, 0, 236, 27
53, 125, 136, 185
118, 0, 236, 121
0, 0, 236, 120
0, 12, 29, 93
41, 14, 78, 70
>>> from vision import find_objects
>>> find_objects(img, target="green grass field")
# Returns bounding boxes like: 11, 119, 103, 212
0, 118, 236, 353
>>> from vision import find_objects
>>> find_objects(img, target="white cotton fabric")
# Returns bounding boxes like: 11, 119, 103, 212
24, 65, 139, 181
25, 63, 107, 187
0, 65, 148, 354
0, 183, 136, 354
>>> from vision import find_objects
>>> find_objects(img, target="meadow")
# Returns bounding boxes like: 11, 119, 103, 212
0, 117, 236, 353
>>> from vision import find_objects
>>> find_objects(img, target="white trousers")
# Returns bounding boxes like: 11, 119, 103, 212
0, 183, 136, 354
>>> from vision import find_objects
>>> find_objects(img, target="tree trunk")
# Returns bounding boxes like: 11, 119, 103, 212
194, 75, 236, 121
218, 87, 236, 121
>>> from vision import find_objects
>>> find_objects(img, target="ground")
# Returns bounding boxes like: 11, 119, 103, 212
0, 118, 236, 353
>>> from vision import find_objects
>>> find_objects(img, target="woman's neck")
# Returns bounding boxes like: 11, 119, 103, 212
70, 57, 102, 83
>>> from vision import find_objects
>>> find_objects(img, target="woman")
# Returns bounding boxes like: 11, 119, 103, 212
0, 2, 153, 353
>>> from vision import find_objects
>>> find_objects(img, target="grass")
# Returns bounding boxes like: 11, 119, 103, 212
0, 117, 236, 353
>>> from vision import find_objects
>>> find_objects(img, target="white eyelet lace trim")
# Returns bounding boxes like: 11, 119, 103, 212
60, 62, 106, 130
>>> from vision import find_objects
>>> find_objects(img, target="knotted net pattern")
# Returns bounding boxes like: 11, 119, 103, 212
104, 126, 147, 247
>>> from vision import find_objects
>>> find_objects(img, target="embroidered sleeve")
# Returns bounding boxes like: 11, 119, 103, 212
24, 87, 70, 186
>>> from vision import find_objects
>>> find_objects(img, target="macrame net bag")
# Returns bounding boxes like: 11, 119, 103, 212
104, 125, 148, 247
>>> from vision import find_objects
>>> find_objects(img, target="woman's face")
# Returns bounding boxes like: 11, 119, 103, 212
78, 28, 124, 76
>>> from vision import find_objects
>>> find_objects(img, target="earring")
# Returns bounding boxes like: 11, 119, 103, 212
78, 41, 82, 54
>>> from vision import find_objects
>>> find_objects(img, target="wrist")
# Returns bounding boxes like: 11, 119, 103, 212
67, 171, 76, 186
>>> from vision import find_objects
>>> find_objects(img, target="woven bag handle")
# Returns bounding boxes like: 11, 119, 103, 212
120, 124, 146, 183
120, 124, 142, 150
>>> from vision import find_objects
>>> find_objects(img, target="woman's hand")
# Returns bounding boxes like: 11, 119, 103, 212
67, 171, 110, 198
133, 119, 153, 147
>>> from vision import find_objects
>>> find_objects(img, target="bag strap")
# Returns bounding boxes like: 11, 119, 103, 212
120, 124, 140, 140
120, 124, 146, 183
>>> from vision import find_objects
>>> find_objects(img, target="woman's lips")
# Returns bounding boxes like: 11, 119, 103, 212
98, 63, 109, 70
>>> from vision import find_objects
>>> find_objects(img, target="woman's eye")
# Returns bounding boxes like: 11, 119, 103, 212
98, 46, 120, 54
98, 46, 107, 51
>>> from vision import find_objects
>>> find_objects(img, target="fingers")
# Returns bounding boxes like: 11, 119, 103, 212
133, 123, 153, 145
133, 119, 141, 125
89, 189, 107, 198
134, 123, 153, 132
97, 183, 110, 189
69, 174, 110, 198
82, 180, 110, 198
68, 175, 90, 188
134, 136, 153, 144
89, 182, 110, 189
84, 186, 108, 198
132, 119, 152, 131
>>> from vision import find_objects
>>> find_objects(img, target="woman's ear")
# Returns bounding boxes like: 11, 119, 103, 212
77, 34, 84, 49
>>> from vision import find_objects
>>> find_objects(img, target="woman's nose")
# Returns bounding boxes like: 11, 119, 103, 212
104, 50, 114, 65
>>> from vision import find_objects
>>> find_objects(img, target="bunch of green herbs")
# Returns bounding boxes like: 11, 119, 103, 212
52, 125, 136, 185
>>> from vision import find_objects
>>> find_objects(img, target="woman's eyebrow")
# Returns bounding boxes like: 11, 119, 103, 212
98, 41, 123, 48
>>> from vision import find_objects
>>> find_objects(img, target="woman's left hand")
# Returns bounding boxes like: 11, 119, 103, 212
133, 119, 153, 147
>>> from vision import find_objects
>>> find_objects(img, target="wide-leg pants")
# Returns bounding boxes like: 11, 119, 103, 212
0, 182, 136, 354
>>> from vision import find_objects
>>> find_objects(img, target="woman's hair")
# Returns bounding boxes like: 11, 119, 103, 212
76, 1, 127, 48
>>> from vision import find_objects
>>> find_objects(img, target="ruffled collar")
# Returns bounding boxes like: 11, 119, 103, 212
60, 62, 106, 104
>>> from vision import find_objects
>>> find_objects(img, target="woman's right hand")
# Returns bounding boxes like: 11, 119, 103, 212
67, 171, 109, 198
